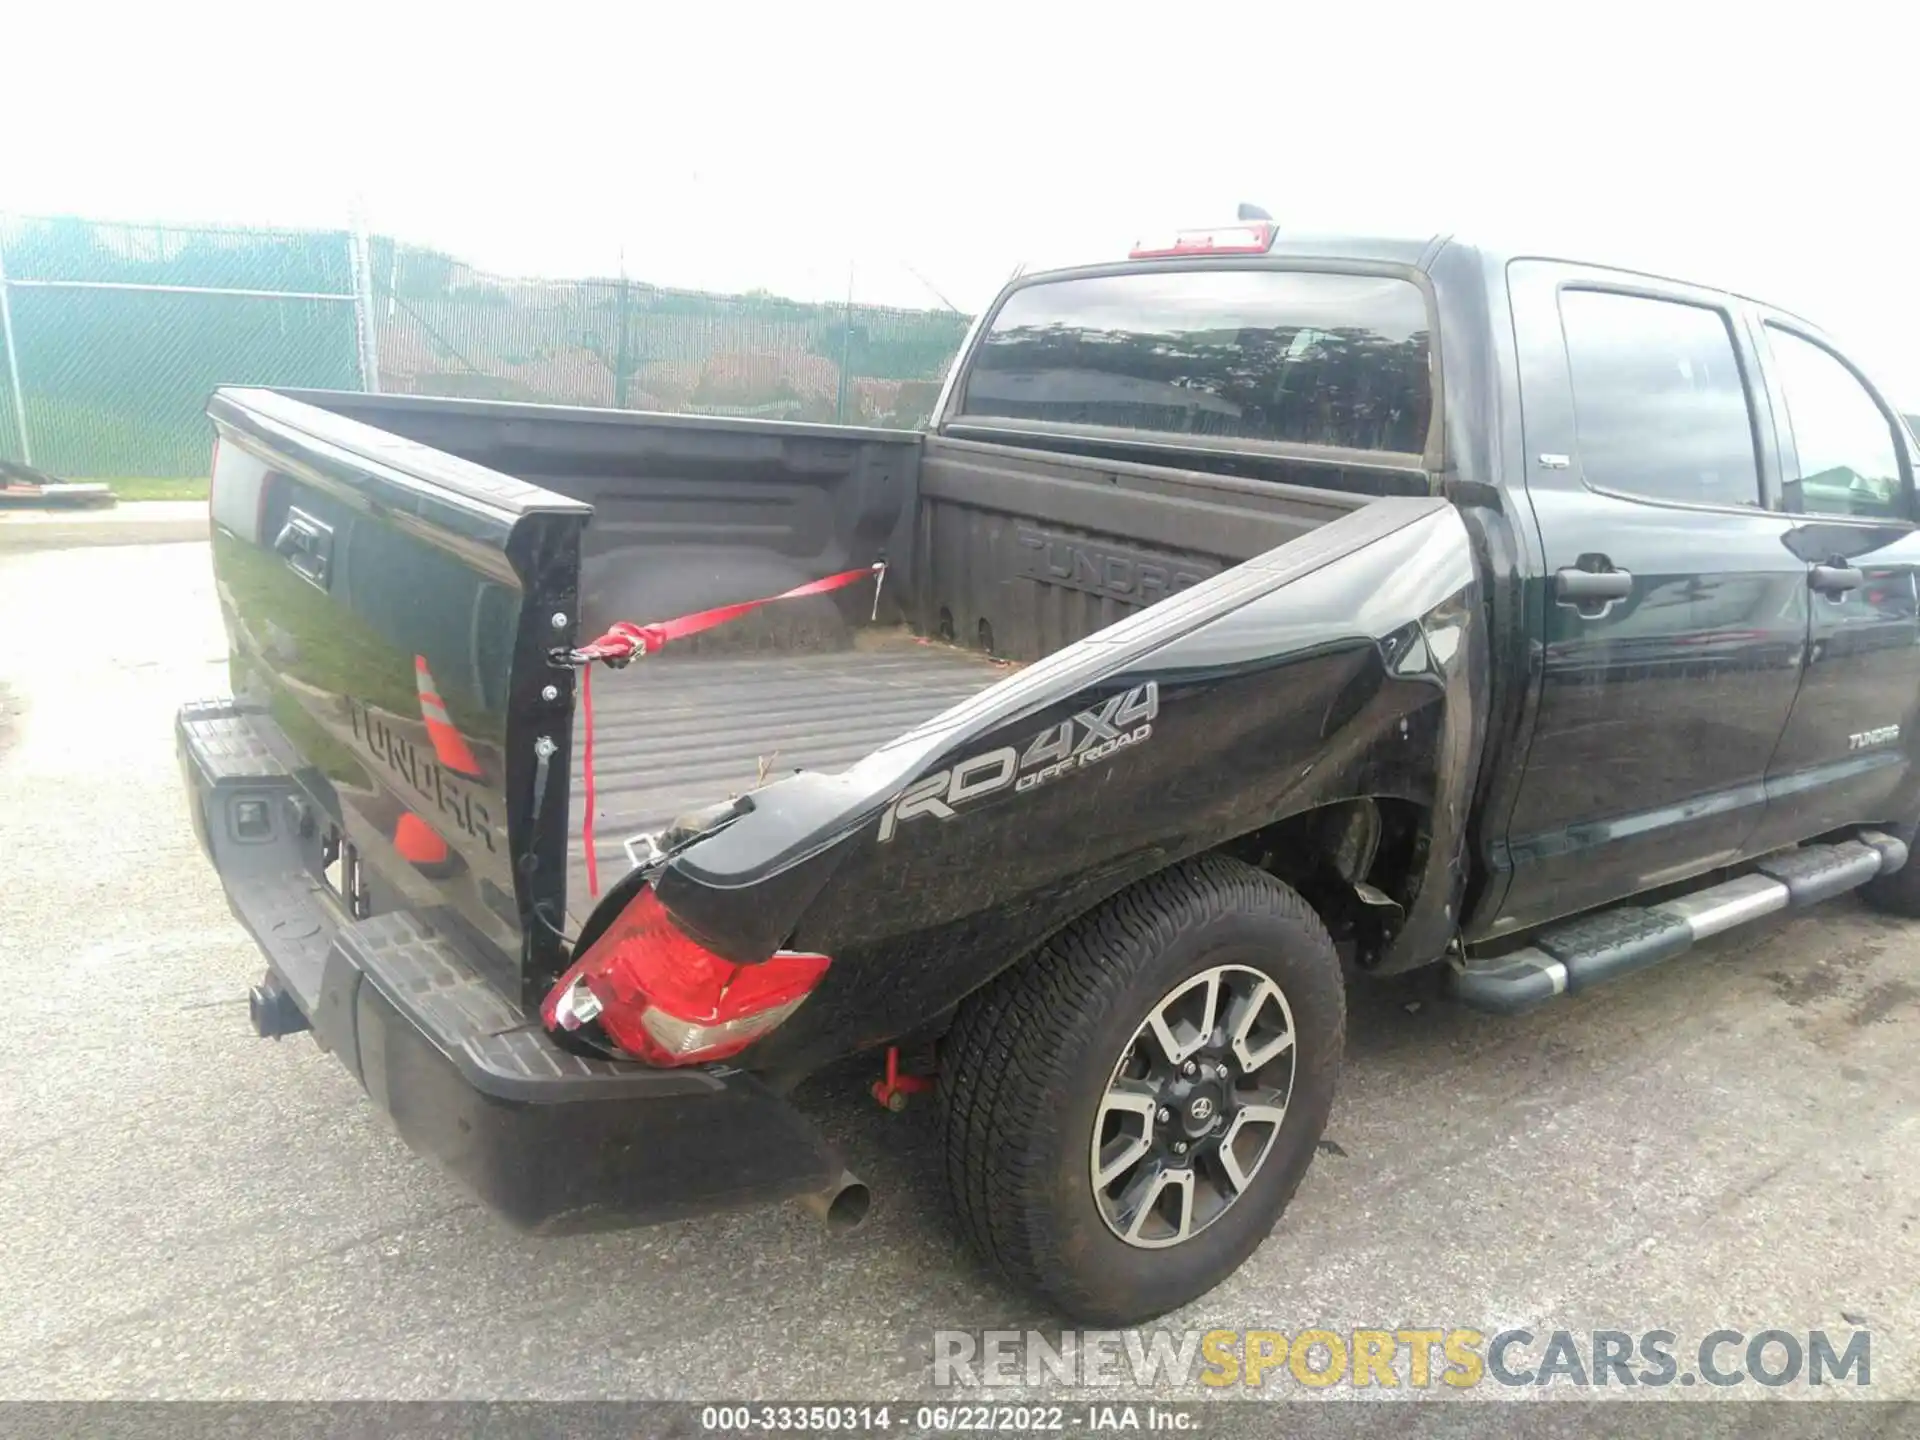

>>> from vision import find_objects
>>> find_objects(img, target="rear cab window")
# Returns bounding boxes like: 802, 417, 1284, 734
958, 269, 1434, 456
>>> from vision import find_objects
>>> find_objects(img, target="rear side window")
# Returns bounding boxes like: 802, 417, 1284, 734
1764, 324, 1907, 520
1559, 289, 1760, 509
960, 269, 1432, 454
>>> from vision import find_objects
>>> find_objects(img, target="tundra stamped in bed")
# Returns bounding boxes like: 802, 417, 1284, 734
180, 221, 1920, 1322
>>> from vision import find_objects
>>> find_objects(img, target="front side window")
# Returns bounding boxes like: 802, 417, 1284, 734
961, 269, 1432, 453
1558, 288, 1760, 509
1765, 324, 1907, 520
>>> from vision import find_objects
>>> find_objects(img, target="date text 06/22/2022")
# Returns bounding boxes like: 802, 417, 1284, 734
698, 1405, 1196, 1432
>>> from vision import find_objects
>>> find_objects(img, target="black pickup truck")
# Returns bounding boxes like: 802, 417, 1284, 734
180, 221, 1920, 1324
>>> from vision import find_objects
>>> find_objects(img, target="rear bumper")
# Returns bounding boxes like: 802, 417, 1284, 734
176, 698, 844, 1232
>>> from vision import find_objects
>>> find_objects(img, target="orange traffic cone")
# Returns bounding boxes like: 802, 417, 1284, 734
413, 655, 483, 780
393, 811, 451, 866
392, 810, 462, 878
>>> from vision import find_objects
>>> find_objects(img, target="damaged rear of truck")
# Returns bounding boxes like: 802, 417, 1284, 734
180, 233, 1496, 1322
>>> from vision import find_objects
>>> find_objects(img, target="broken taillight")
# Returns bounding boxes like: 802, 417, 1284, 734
541, 887, 829, 1066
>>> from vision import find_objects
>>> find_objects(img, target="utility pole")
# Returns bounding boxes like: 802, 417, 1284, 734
347, 207, 381, 392
614, 257, 632, 409
836, 263, 854, 423
0, 221, 31, 465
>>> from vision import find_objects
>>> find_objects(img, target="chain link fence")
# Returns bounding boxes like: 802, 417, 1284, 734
370, 239, 970, 426
0, 217, 367, 477
0, 215, 974, 480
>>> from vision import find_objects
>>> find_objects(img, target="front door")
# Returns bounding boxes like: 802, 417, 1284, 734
1746, 316, 1920, 849
1484, 262, 1809, 938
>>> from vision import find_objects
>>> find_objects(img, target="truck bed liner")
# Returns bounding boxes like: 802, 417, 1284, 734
568, 634, 1008, 915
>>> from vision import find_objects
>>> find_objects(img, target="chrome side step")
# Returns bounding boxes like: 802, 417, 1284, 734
1450, 831, 1907, 1015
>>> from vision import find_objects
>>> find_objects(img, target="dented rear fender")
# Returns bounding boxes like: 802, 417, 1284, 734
647, 497, 1486, 1071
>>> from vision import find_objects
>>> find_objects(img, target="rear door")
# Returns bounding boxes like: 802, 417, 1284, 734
1745, 317, 1920, 848
1487, 262, 1809, 936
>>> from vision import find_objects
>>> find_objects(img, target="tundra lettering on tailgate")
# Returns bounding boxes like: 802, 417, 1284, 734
877, 683, 1158, 842
348, 699, 498, 852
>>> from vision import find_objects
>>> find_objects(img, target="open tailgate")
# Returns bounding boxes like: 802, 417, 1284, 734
204, 386, 589, 1014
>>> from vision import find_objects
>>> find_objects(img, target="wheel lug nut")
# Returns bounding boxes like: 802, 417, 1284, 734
1181, 1060, 1197, 1078
1217, 1063, 1230, 1080
1156, 1107, 1172, 1124
1173, 1141, 1189, 1155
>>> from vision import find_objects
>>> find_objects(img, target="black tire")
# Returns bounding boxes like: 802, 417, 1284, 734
940, 853, 1344, 1325
1860, 822, 1920, 916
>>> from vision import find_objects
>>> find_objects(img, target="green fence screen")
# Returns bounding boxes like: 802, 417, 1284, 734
0, 215, 975, 479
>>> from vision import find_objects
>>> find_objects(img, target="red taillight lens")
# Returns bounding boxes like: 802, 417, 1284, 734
541, 888, 830, 1066
1129, 222, 1276, 259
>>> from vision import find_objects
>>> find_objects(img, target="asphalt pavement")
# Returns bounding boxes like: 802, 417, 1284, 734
0, 500, 208, 550
1, 537, 1916, 1414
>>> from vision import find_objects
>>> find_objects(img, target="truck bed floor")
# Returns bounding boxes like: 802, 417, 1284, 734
568, 634, 1007, 917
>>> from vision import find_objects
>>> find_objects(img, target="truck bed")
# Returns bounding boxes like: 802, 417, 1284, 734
205, 387, 1385, 989
568, 633, 1007, 915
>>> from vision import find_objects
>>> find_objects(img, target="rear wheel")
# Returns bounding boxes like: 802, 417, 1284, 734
940, 854, 1344, 1324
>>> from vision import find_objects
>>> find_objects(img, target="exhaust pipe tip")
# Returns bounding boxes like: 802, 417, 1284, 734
797, 1169, 871, 1234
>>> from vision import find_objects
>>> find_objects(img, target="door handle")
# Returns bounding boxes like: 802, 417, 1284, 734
1808, 564, 1864, 596
273, 507, 333, 589
1554, 564, 1634, 606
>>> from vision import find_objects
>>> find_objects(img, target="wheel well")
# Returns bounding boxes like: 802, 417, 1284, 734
910, 797, 1429, 1060
1215, 797, 1425, 969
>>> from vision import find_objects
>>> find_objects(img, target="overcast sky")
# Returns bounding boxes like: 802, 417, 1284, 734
7, 1, 1918, 403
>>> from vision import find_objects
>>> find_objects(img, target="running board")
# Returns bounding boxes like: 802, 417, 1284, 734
1450, 831, 1908, 1015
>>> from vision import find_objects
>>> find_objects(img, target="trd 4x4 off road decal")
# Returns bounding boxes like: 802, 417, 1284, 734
877, 683, 1158, 842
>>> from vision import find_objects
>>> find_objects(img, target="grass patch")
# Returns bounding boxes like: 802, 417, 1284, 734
97, 476, 210, 501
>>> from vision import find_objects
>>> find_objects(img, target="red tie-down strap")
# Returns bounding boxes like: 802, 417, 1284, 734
570, 563, 885, 897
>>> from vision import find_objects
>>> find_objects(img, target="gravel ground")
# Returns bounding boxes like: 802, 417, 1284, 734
1, 540, 1916, 1416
